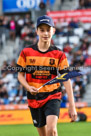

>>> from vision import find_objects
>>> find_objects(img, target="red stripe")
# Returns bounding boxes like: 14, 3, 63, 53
27, 92, 62, 108
26, 74, 56, 83
23, 48, 63, 59
59, 53, 67, 63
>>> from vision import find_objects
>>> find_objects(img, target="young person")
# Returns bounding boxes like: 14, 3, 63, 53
17, 15, 77, 136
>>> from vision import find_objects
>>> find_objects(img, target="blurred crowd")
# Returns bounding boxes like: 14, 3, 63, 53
78, 0, 91, 9
0, 14, 37, 42
0, 12, 91, 107
61, 0, 91, 9
54, 17, 91, 107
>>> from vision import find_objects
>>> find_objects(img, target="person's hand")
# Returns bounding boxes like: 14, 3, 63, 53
27, 86, 38, 95
68, 105, 77, 122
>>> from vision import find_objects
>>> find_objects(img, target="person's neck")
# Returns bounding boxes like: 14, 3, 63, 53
38, 41, 50, 52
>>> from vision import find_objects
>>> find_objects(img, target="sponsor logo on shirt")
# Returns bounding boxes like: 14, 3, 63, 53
30, 59, 36, 64
49, 59, 55, 65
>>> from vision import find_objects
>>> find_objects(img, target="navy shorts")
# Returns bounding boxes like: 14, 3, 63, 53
29, 99, 61, 128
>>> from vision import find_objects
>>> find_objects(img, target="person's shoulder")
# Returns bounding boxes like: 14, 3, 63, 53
50, 45, 62, 51
22, 44, 37, 52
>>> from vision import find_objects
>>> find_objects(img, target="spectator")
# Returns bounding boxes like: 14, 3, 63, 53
61, 19, 68, 28
63, 43, 72, 53
16, 16, 24, 37
0, 85, 9, 104
24, 14, 31, 25
0, 16, 4, 46
16, 84, 27, 104
0, 16, 4, 27
76, 19, 84, 28
64, 25, 74, 36
60, 87, 68, 108
69, 18, 79, 28
55, 27, 65, 36
8, 85, 18, 104
9, 16, 16, 40
77, 0, 85, 9
21, 25, 29, 39
3, 16, 9, 29
71, 43, 80, 53
80, 42, 89, 53
88, 27, 91, 35
75, 77, 85, 98
56, 18, 62, 29
84, 54, 91, 66
1, 60, 8, 71
84, 0, 91, 8
73, 82, 80, 101
0, 70, 17, 92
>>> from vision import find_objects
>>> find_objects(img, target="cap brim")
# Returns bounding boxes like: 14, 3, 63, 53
37, 22, 54, 28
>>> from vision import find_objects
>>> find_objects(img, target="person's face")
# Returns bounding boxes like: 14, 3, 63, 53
36, 24, 55, 43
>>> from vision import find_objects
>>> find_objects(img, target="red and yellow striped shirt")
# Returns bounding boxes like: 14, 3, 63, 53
17, 44, 69, 108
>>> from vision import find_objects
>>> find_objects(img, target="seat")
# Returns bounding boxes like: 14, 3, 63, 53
74, 28, 84, 38
69, 36, 80, 44
83, 23, 91, 30
59, 36, 68, 45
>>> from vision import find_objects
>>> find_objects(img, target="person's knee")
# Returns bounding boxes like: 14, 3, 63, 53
47, 126, 57, 135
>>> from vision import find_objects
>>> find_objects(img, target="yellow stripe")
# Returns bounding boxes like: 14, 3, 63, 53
17, 56, 26, 67
57, 73, 68, 80
58, 58, 69, 70
28, 82, 60, 93
26, 56, 59, 67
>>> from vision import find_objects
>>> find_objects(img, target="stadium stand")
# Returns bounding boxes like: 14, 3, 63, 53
0, 0, 91, 107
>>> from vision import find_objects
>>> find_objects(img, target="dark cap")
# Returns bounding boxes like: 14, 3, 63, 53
37, 15, 54, 28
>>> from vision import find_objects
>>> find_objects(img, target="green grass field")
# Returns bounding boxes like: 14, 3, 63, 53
0, 122, 90, 136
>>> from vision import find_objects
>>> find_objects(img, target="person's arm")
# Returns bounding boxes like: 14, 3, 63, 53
18, 72, 38, 95
63, 79, 77, 122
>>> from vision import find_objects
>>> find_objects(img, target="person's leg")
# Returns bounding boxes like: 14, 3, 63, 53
37, 125, 47, 136
46, 115, 58, 136
36, 115, 58, 136
44, 99, 61, 136
29, 107, 47, 136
